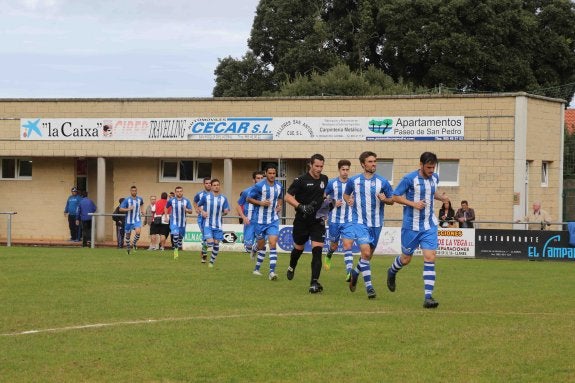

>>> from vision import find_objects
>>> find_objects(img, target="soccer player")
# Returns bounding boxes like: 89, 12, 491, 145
165, 186, 194, 260
119, 185, 144, 254
323, 159, 352, 273
193, 177, 212, 263
343, 151, 394, 299
284, 153, 329, 293
247, 165, 283, 280
386, 152, 448, 309
197, 179, 230, 267
236, 171, 265, 259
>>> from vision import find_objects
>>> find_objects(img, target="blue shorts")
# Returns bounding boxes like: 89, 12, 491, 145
125, 221, 142, 232
401, 227, 438, 256
254, 221, 279, 240
342, 223, 382, 248
170, 224, 186, 238
243, 223, 255, 248
328, 222, 344, 243
197, 218, 206, 238
204, 226, 224, 242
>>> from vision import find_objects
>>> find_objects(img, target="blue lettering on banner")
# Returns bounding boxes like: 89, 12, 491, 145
190, 118, 272, 135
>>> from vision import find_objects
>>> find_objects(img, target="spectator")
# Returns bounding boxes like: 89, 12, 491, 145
76, 191, 97, 247
154, 192, 170, 251
64, 187, 82, 241
455, 200, 475, 228
438, 200, 455, 228
112, 198, 125, 249
144, 195, 158, 250
518, 201, 553, 230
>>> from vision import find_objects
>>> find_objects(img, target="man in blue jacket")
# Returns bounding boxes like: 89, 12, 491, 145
76, 191, 97, 247
64, 187, 82, 241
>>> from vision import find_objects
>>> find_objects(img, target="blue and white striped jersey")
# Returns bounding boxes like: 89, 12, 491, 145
237, 186, 257, 221
344, 174, 393, 227
248, 180, 283, 224
393, 170, 439, 231
120, 196, 144, 225
194, 190, 210, 223
198, 193, 230, 229
325, 177, 352, 225
166, 197, 192, 227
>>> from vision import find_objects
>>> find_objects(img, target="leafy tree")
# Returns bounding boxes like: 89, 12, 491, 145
274, 64, 420, 96
213, 0, 575, 100
212, 52, 274, 97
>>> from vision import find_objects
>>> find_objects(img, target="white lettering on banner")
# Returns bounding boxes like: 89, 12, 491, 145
20, 116, 465, 141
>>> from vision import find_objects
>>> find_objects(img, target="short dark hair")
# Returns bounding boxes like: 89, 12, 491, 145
203, 177, 211, 183
252, 170, 264, 179
265, 164, 277, 173
461, 200, 468, 205
310, 153, 324, 163
161, 192, 168, 199
420, 152, 438, 165
175, 186, 183, 191
211, 178, 220, 185
338, 159, 351, 169
359, 151, 377, 164
130, 185, 137, 189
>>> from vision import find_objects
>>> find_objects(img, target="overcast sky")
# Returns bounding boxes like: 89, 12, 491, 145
0, 0, 260, 98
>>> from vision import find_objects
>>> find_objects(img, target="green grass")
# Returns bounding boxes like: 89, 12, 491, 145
1, 247, 575, 382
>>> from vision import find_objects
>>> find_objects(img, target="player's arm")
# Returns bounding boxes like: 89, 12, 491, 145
118, 201, 132, 213
343, 193, 354, 206
185, 200, 194, 214
392, 194, 426, 210
434, 191, 448, 203
284, 193, 299, 208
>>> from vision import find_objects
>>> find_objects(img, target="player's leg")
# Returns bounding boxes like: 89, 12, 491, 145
124, 224, 133, 254
208, 230, 221, 267
340, 223, 356, 281
287, 219, 307, 280
324, 222, 338, 271
420, 229, 439, 308
267, 235, 279, 280
308, 220, 326, 293
132, 225, 141, 250
387, 228, 418, 292
170, 223, 180, 259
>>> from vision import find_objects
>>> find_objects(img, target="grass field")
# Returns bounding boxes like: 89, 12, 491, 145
1, 246, 574, 382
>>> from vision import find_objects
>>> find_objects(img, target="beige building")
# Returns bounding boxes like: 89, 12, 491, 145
0, 93, 565, 242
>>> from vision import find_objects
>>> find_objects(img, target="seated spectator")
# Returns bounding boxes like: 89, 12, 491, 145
438, 199, 455, 228
455, 200, 475, 228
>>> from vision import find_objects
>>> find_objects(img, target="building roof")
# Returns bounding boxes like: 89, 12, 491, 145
566, 109, 575, 134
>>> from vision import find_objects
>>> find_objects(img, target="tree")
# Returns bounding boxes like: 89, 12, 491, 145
275, 64, 421, 96
213, 0, 575, 99
212, 52, 274, 97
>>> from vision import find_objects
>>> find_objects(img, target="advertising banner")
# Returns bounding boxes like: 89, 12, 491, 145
20, 116, 464, 141
475, 229, 575, 261
414, 228, 475, 258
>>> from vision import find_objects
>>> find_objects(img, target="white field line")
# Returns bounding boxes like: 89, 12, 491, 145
1, 310, 572, 337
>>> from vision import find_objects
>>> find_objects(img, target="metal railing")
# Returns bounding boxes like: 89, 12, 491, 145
88, 213, 125, 249
1, 212, 17, 247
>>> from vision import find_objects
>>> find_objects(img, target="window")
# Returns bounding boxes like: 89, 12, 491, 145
437, 160, 459, 186
160, 160, 211, 182
376, 160, 393, 183
1, 158, 32, 179
541, 162, 549, 187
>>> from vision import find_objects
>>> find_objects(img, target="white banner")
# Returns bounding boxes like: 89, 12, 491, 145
20, 116, 465, 141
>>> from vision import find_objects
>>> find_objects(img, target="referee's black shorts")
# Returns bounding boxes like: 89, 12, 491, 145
292, 217, 325, 246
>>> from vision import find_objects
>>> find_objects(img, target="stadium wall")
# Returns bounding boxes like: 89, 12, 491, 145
0, 93, 565, 242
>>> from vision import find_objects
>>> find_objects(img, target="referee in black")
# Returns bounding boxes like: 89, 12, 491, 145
284, 153, 329, 293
